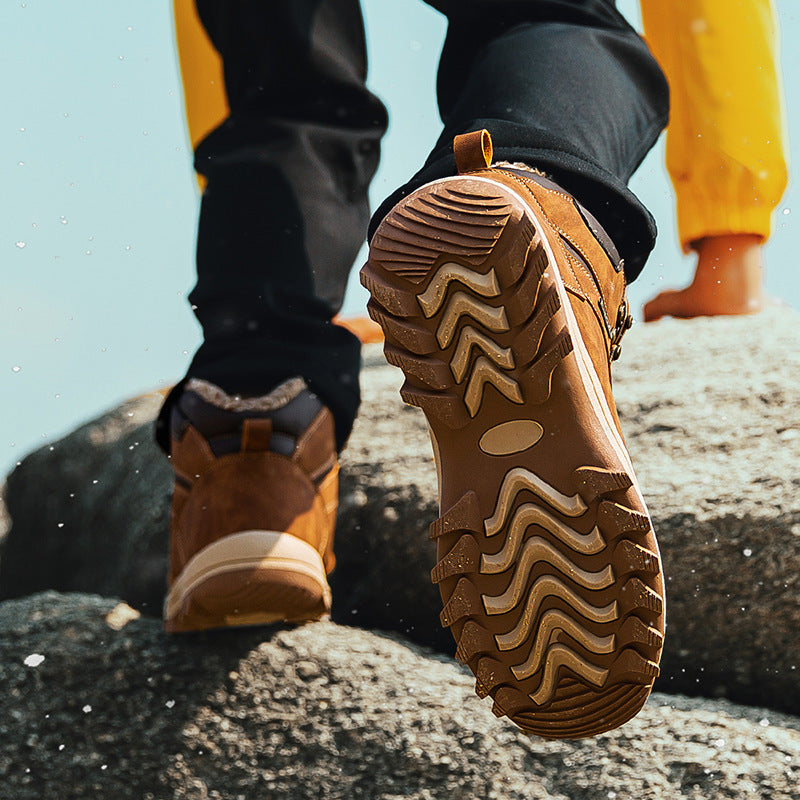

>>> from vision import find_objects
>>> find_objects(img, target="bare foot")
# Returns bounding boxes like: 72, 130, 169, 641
643, 234, 765, 322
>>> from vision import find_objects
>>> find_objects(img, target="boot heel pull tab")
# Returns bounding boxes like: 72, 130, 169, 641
454, 129, 493, 174
241, 418, 273, 452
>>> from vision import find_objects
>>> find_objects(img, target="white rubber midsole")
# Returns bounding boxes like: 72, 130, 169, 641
164, 530, 329, 620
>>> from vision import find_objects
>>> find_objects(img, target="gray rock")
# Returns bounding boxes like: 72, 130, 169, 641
0, 393, 174, 618
611, 308, 800, 709
3, 592, 800, 800
2, 308, 799, 711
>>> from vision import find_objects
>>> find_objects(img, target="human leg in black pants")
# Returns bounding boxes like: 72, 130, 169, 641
160, 0, 386, 636
376, 0, 669, 281
158, 0, 387, 454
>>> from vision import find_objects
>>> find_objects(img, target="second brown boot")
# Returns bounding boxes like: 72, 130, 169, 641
163, 377, 338, 633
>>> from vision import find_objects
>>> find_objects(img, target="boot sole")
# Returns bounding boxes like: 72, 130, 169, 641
164, 530, 331, 633
361, 176, 665, 739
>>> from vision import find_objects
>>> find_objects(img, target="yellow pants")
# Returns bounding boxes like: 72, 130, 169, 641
173, 0, 789, 252
172, 0, 227, 189
641, 0, 788, 251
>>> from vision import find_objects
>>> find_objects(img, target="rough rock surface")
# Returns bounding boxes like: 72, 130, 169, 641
2, 308, 799, 711
3, 592, 800, 800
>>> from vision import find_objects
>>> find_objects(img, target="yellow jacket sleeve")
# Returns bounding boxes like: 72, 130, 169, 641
640, 0, 789, 251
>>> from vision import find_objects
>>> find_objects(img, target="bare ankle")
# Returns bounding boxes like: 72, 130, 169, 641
691, 234, 765, 312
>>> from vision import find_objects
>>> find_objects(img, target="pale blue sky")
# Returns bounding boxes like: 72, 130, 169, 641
2, 0, 797, 479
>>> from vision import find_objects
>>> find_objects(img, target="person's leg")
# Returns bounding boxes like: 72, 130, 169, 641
161, 0, 388, 454
162, 0, 387, 633
640, 0, 788, 321
644, 234, 767, 321
372, 0, 669, 281
363, 1, 668, 739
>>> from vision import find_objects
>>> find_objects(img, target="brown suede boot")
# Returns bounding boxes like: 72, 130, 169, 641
361, 130, 664, 739
163, 377, 338, 633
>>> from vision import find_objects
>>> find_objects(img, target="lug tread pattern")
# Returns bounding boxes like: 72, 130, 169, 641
361, 176, 664, 740
464, 466, 662, 738
362, 183, 567, 427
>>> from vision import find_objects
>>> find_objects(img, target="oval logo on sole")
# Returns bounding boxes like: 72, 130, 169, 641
479, 420, 544, 456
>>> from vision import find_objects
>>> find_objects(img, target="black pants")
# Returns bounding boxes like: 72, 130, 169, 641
157, 0, 669, 453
